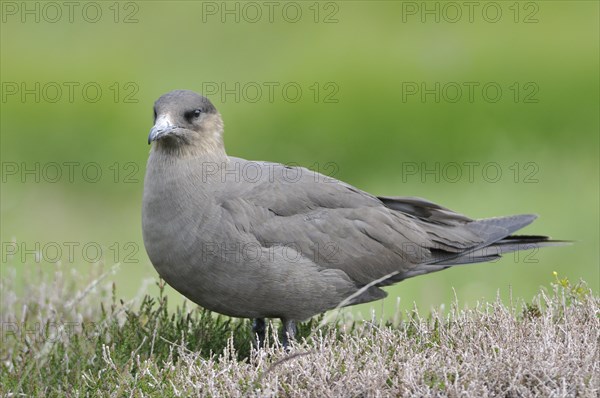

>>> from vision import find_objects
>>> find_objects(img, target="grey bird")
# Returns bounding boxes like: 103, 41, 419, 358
142, 90, 564, 348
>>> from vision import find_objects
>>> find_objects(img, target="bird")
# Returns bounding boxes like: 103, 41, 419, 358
142, 89, 565, 348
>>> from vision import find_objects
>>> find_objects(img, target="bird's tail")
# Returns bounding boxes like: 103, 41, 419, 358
431, 214, 569, 266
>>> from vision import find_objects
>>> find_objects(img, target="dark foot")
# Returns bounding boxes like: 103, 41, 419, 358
281, 319, 297, 350
252, 318, 266, 349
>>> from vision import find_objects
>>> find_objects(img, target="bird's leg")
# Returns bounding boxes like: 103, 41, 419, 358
281, 319, 297, 350
252, 318, 266, 349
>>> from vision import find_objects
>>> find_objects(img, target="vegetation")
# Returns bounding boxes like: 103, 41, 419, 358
1, 265, 598, 397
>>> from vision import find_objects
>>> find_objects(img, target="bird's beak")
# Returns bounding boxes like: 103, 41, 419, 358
148, 114, 177, 144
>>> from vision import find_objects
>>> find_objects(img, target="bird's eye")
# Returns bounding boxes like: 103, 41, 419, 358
193, 109, 202, 118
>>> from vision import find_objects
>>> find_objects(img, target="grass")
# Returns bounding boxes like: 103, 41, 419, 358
1, 265, 598, 397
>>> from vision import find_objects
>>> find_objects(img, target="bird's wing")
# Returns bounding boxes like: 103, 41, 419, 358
218, 160, 490, 286
376, 196, 473, 225
220, 158, 382, 214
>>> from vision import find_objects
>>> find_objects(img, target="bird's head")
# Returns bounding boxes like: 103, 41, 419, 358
149, 90, 225, 156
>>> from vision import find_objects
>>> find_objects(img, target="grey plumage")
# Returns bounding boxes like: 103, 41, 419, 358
142, 90, 565, 345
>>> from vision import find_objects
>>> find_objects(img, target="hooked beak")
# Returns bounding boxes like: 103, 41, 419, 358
148, 114, 177, 144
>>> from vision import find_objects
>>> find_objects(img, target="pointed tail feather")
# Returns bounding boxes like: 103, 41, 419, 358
431, 213, 570, 266
433, 236, 570, 266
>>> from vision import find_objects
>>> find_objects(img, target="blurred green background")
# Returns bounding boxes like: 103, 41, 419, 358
1, 1, 598, 317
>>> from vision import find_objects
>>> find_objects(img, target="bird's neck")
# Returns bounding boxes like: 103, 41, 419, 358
152, 139, 227, 159
148, 145, 230, 186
